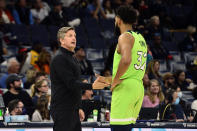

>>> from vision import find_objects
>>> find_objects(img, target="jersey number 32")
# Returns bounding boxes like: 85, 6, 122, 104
134, 51, 147, 71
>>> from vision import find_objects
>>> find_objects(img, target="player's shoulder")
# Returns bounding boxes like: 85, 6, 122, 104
119, 32, 134, 41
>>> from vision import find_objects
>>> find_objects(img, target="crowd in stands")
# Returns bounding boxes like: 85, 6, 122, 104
0, 0, 197, 123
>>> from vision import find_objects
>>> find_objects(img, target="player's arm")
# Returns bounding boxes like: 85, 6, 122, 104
111, 33, 134, 90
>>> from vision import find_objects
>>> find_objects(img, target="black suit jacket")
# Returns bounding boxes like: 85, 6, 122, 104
50, 47, 92, 111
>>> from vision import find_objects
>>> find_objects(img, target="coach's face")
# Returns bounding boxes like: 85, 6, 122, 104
60, 29, 76, 52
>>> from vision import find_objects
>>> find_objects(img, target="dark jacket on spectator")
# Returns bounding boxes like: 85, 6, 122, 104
13, 5, 34, 25
0, 37, 4, 63
159, 103, 184, 120
47, 10, 68, 27
3, 90, 34, 117
150, 43, 169, 60
78, 59, 94, 75
179, 35, 197, 52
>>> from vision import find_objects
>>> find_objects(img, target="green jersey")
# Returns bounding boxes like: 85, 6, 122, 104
110, 31, 147, 125
112, 31, 147, 81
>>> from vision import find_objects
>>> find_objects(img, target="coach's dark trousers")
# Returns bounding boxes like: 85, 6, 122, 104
51, 109, 81, 131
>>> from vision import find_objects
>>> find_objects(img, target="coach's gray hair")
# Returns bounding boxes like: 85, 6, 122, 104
57, 27, 74, 42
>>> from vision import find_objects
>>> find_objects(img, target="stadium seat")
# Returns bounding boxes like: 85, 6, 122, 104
7, 24, 30, 44
30, 25, 49, 46
85, 48, 103, 61
99, 19, 114, 32
182, 91, 195, 104
0, 65, 7, 73
100, 90, 111, 104
83, 17, 101, 38
169, 51, 181, 62
172, 32, 187, 44
75, 25, 89, 47
163, 41, 178, 51
89, 37, 106, 49
159, 60, 168, 72
170, 61, 186, 72
48, 25, 59, 42
91, 58, 105, 74
184, 52, 197, 63
6, 45, 18, 56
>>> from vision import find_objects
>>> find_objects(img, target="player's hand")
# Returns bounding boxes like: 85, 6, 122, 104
93, 76, 110, 89
111, 79, 123, 92
79, 109, 85, 122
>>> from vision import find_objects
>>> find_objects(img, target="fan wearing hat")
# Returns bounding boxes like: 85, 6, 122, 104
3, 74, 34, 117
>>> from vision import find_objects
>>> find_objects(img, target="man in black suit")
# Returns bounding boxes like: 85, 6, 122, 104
50, 27, 109, 131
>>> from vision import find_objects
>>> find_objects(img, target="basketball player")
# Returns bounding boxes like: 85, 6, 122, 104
110, 5, 147, 131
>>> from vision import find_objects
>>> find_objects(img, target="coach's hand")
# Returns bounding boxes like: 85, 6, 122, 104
79, 109, 85, 122
93, 76, 110, 89
95, 74, 112, 85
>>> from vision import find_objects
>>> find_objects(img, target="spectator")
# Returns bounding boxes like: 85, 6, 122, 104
60, 0, 75, 7
143, 73, 150, 92
32, 79, 50, 106
3, 74, 34, 117
111, 0, 122, 9
104, 42, 117, 70
74, 46, 94, 75
81, 87, 93, 101
102, 0, 115, 19
30, 71, 48, 97
150, 33, 170, 60
50, 41, 59, 58
100, 68, 111, 77
47, 1, 80, 27
159, 89, 185, 122
23, 69, 37, 89
142, 79, 164, 108
138, 0, 149, 20
34, 50, 51, 75
191, 87, 197, 117
0, 58, 20, 89
8, 99, 24, 115
164, 84, 189, 120
0, 35, 5, 64
150, 0, 166, 18
186, 60, 197, 85
12, 0, 34, 25
146, 60, 163, 85
122, 0, 136, 7
146, 44, 153, 67
30, 0, 50, 24
163, 72, 176, 92
87, 0, 106, 20
144, 15, 163, 40
16, 47, 28, 73
32, 94, 51, 122
81, 79, 101, 121
29, 42, 43, 67
174, 70, 191, 91
179, 25, 197, 52
0, 0, 15, 24
20, 42, 43, 74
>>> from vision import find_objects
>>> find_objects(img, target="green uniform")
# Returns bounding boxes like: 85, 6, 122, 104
110, 31, 147, 125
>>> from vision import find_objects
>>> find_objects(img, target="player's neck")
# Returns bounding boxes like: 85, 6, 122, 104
120, 24, 133, 34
